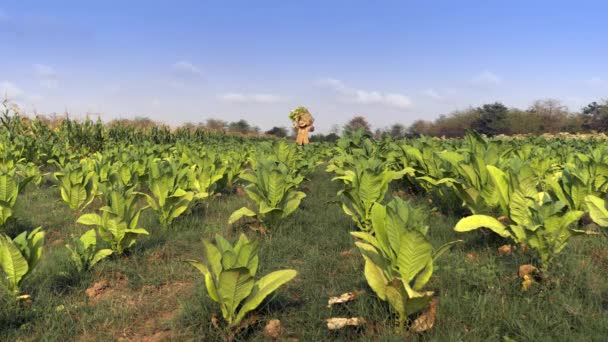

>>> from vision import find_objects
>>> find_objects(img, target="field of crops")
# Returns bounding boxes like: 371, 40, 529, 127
1, 109, 607, 341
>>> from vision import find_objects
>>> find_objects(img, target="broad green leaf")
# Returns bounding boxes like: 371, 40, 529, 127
385, 281, 406, 323
281, 191, 306, 218
362, 257, 388, 300
433, 240, 464, 261
454, 215, 510, 238
585, 195, 608, 227
0, 235, 28, 295
90, 249, 113, 268
77, 213, 103, 226
234, 269, 297, 325
228, 207, 257, 224
397, 231, 433, 282
217, 268, 254, 324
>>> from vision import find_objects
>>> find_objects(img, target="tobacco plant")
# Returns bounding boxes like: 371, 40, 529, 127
187, 233, 297, 328
455, 165, 592, 268
141, 158, 194, 228
229, 158, 306, 227
351, 198, 458, 330
77, 189, 148, 255
65, 229, 113, 273
332, 157, 411, 231
0, 227, 45, 296
54, 162, 98, 214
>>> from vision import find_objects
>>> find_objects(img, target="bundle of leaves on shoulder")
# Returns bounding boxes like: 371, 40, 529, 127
77, 188, 148, 255
351, 197, 459, 330
140, 158, 194, 228
0, 227, 44, 297
187, 233, 297, 330
229, 158, 306, 228
455, 165, 595, 269
332, 157, 413, 231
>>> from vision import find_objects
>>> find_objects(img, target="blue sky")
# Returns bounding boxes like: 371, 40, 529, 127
1, 1, 607, 133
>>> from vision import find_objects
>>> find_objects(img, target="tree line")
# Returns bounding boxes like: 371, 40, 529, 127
404, 99, 608, 138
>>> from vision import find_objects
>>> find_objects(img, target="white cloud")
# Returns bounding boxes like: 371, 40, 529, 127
219, 93, 283, 104
318, 78, 412, 110
470, 71, 502, 87
171, 61, 202, 77
151, 99, 161, 107
422, 88, 442, 100
0, 81, 24, 99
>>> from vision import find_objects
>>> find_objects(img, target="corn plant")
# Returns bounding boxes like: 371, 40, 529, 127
0, 227, 45, 296
187, 233, 297, 328
65, 229, 113, 273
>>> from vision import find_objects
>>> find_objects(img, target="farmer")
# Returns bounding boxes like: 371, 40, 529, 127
289, 106, 315, 145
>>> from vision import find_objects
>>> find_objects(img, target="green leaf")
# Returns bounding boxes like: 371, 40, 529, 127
77, 213, 103, 226
281, 191, 306, 218
90, 249, 113, 268
362, 257, 388, 300
217, 268, 254, 325
385, 281, 406, 323
412, 260, 433, 291
79, 229, 98, 250
585, 195, 608, 227
397, 231, 433, 282
234, 269, 297, 325
228, 207, 257, 224
202, 239, 222, 278
0, 234, 28, 295
187, 260, 220, 302
454, 215, 510, 238
433, 240, 464, 261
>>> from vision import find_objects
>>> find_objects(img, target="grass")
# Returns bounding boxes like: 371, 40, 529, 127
1, 168, 607, 341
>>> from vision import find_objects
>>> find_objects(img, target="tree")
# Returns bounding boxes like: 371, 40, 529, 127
265, 126, 288, 138
389, 123, 405, 139
471, 102, 508, 136
228, 119, 251, 134
408, 119, 432, 136
526, 99, 569, 133
581, 100, 608, 132
343, 116, 372, 135
205, 119, 227, 132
